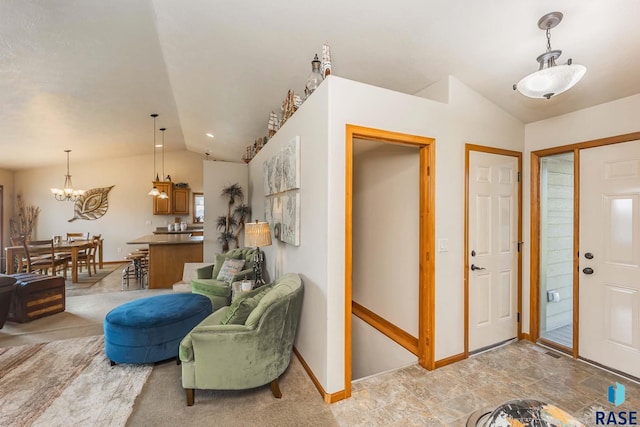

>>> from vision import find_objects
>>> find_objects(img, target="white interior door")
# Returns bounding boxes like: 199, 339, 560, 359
579, 140, 640, 378
468, 151, 519, 352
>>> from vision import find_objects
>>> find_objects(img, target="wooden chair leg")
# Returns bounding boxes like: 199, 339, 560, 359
270, 378, 282, 398
186, 388, 195, 406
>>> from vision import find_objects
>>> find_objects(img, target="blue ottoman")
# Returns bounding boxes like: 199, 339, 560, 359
104, 293, 212, 364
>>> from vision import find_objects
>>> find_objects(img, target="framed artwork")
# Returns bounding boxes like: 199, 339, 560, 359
263, 155, 281, 196
281, 136, 300, 191
264, 196, 283, 239
280, 193, 300, 246
262, 136, 300, 196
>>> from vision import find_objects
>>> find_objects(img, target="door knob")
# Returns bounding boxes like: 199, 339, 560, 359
471, 264, 486, 271
471, 250, 476, 257
583, 267, 594, 274
585, 252, 594, 259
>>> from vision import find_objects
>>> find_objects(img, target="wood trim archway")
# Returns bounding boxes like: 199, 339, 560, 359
464, 144, 523, 357
345, 124, 435, 400
530, 131, 640, 358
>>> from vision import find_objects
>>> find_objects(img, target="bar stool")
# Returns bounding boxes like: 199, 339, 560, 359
122, 252, 148, 290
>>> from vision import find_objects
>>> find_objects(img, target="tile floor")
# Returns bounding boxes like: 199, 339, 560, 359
330, 340, 639, 426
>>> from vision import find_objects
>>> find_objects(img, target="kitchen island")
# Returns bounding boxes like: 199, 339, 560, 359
127, 234, 203, 289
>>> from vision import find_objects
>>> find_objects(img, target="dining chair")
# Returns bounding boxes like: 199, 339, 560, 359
22, 239, 68, 279
66, 232, 89, 241
77, 235, 100, 276
10, 236, 28, 273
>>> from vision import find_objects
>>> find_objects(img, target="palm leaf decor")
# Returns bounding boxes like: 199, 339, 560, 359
68, 186, 115, 222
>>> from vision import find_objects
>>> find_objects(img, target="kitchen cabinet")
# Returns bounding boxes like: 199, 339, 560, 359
152, 181, 173, 214
173, 187, 190, 215
152, 182, 190, 215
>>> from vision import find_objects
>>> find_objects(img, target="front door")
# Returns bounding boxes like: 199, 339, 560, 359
579, 140, 640, 377
468, 150, 519, 352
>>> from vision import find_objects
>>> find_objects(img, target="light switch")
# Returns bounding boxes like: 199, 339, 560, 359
438, 238, 449, 252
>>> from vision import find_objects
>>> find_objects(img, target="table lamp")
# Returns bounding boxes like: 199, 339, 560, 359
244, 220, 272, 287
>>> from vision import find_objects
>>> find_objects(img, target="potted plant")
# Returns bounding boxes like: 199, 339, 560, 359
216, 183, 251, 252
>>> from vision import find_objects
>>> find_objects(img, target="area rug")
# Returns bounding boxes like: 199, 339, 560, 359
65, 262, 126, 290
0, 335, 152, 427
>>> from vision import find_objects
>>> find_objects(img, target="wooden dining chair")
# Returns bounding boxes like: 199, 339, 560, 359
22, 239, 68, 279
77, 236, 100, 276
66, 232, 89, 241
10, 236, 28, 273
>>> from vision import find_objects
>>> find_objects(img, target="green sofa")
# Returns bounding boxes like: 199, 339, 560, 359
180, 273, 304, 406
189, 247, 257, 310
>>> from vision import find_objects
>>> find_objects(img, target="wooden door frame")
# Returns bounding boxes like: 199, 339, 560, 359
464, 144, 523, 357
345, 124, 435, 399
530, 132, 640, 358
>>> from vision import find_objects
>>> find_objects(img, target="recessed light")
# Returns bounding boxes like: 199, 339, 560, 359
155, 144, 163, 148
206, 133, 215, 138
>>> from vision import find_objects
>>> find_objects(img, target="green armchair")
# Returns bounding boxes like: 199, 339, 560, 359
180, 273, 304, 406
190, 247, 257, 310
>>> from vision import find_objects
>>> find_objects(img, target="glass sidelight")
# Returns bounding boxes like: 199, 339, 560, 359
539, 152, 574, 349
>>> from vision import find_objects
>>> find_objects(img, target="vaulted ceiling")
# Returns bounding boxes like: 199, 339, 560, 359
1, 0, 639, 170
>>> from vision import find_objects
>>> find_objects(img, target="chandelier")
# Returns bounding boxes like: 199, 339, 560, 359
513, 12, 586, 99
51, 149, 84, 202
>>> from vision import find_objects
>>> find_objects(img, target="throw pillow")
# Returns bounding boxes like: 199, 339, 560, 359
216, 258, 246, 282
220, 283, 274, 325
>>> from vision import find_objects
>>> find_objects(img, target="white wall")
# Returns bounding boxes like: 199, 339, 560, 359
249, 75, 524, 395
12, 150, 203, 262
521, 93, 640, 334
248, 81, 330, 393
202, 160, 249, 260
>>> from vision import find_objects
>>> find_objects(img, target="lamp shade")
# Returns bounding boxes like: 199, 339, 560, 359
245, 221, 272, 248
515, 63, 586, 99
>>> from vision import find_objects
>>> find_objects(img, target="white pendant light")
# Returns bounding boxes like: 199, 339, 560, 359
51, 149, 84, 201
148, 113, 160, 196
158, 127, 169, 199
513, 12, 586, 99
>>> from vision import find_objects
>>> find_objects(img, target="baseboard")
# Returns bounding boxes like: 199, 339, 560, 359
292, 347, 347, 404
434, 352, 466, 369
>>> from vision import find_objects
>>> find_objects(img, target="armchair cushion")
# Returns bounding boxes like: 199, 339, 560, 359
220, 282, 274, 325
216, 258, 246, 282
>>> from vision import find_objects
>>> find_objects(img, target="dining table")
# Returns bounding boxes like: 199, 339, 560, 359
4, 239, 100, 283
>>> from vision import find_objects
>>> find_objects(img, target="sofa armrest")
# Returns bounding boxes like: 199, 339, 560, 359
190, 279, 231, 297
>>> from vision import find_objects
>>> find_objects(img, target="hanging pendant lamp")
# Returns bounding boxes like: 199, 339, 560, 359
513, 12, 586, 99
51, 149, 84, 201
148, 113, 160, 196
158, 127, 169, 199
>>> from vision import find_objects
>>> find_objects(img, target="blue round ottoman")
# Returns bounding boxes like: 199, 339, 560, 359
104, 293, 212, 364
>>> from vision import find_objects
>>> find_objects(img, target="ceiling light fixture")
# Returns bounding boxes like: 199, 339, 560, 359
513, 12, 586, 99
51, 149, 84, 201
158, 127, 169, 199
148, 113, 160, 196
206, 133, 215, 138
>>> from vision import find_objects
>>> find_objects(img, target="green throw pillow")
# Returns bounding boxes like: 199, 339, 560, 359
195, 264, 214, 279
220, 283, 274, 325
